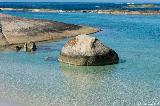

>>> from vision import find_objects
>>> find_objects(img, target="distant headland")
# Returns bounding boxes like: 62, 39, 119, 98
1, 8, 160, 15
0, 2, 160, 15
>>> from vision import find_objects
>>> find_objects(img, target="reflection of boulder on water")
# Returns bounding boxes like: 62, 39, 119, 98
60, 63, 116, 89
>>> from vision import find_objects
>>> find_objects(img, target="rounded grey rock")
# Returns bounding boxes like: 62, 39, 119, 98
59, 34, 119, 66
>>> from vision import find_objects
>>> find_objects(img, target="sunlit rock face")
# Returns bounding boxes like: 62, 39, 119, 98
0, 13, 99, 46
0, 22, 9, 46
59, 34, 119, 66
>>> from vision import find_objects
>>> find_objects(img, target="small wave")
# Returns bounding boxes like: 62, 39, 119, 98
127, 3, 135, 5
95, 6, 100, 8
32, 9, 40, 12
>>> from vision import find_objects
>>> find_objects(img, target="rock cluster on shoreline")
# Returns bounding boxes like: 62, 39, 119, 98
0, 13, 99, 48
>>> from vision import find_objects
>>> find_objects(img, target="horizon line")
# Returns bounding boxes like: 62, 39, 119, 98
0, 1, 160, 3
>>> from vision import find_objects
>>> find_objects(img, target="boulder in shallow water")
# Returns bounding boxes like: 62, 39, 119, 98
59, 34, 119, 66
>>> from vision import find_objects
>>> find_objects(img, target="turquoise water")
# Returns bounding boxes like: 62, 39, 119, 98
0, 11, 160, 106
1, 2, 160, 11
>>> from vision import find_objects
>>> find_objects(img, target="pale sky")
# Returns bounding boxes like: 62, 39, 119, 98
0, 0, 160, 3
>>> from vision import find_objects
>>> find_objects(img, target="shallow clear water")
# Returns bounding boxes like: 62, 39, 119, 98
0, 11, 160, 106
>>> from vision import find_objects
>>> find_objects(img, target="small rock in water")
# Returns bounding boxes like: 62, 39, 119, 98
30, 42, 37, 51
15, 46, 22, 51
59, 34, 119, 66
23, 42, 37, 52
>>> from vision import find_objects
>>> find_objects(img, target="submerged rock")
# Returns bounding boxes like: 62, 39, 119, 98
44, 56, 54, 61
59, 34, 119, 66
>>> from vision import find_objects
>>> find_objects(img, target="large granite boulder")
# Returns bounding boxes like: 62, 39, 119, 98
59, 34, 119, 66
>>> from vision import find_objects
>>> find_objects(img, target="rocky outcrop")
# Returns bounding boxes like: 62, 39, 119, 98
59, 34, 119, 66
0, 21, 8, 46
0, 13, 99, 47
